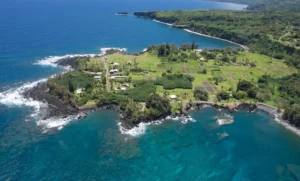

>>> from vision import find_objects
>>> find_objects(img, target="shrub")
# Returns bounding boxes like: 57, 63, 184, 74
237, 80, 254, 92
194, 89, 209, 101
155, 74, 194, 89
121, 81, 156, 102
145, 94, 171, 120
217, 91, 230, 101
233, 91, 248, 100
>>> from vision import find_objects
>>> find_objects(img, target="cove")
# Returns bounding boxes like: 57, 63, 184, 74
1, 108, 300, 180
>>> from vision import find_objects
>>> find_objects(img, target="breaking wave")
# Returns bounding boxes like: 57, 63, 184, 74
118, 115, 196, 136
0, 47, 127, 131
0, 78, 47, 110
34, 47, 127, 67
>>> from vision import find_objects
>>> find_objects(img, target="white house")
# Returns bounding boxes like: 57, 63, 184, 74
76, 88, 83, 95
113, 63, 119, 66
109, 69, 119, 74
120, 87, 127, 91
94, 76, 101, 81
122, 83, 130, 87
170, 95, 178, 100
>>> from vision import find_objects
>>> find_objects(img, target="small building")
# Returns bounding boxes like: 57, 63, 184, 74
110, 69, 119, 74
200, 57, 206, 61
113, 63, 119, 66
170, 95, 178, 100
122, 83, 130, 87
94, 76, 101, 81
76, 88, 83, 95
120, 87, 127, 91
96, 72, 102, 75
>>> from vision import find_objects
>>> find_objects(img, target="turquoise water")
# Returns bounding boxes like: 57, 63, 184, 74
1, 109, 300, 180
1, 0, 300, 180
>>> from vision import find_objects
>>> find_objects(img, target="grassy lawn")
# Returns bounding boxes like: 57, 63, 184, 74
107, 52, 161, 72
104, 50, 297, 106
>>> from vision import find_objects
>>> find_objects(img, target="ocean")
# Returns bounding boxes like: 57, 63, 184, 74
1, 0, 300, 180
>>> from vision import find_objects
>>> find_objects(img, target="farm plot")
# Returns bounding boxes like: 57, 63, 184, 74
203, 82, 215, 93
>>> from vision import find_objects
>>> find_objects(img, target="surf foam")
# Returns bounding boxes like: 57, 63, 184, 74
37, 113, 85, 131
35, 47, 127, 68
119, 115, 196, 136
34, 54, 98, 67
0, 78, 47, 110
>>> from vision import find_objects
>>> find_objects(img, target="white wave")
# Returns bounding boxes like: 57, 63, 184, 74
184, 29, 249, 51
153, 19, 173, 26
34, 47, 127, 68
118, 120, 163, 137
34, 54, 98, 67
37, 113, 84, 131
119, 115, 198, 136
274, 114, 300, 137
100, 47, 127, 54
180, 115, 196, 124
0, 74, 84, 131
0, 78, 47, 111
217, 119, 234, 125
118, 122, 150, 136
0, 78, 84, 131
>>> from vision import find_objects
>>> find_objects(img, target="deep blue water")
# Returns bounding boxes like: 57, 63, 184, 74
1, 0, 300, 180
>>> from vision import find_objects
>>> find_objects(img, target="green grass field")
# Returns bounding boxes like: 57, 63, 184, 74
105, 50, 297, 106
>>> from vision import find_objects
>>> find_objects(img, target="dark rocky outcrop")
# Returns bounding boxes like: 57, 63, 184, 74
117, 12, 128, 15
24, 83, 79, 119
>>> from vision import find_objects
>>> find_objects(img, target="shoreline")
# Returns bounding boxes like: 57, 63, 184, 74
183, 29, 250, 51
18, 74, 300, 137
188, 102, 300, 137
151, 19, 249, 51
2, 49, 299, 137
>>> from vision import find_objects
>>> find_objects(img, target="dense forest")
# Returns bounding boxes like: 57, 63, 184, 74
134, 10, 300, 67
208, 0, 300, 12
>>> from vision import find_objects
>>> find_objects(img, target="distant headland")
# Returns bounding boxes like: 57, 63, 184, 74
116, 12, 129, 15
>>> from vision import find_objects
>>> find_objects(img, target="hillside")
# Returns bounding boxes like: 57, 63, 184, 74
134, 10, 300, 67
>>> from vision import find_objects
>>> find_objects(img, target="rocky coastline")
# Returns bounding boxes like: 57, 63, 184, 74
24, 80, 300, 136
23, 54, 300, 136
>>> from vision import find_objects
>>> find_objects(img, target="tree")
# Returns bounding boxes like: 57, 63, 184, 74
194, 89, 209, 101
247, 89, 257, 98
145, 94, 171, 120
158, 44, 166, 57
283, 104, 300, 127
191, 40, 196, 50
233, 91, 247, 100
68, 80, 75, 93
237, 80, 253, 92
125, 100, 144, 123
217, 91, 230, 101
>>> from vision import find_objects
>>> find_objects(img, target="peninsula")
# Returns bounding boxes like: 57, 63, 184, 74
26, 43, 300, 133
25, 6, 300, 134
